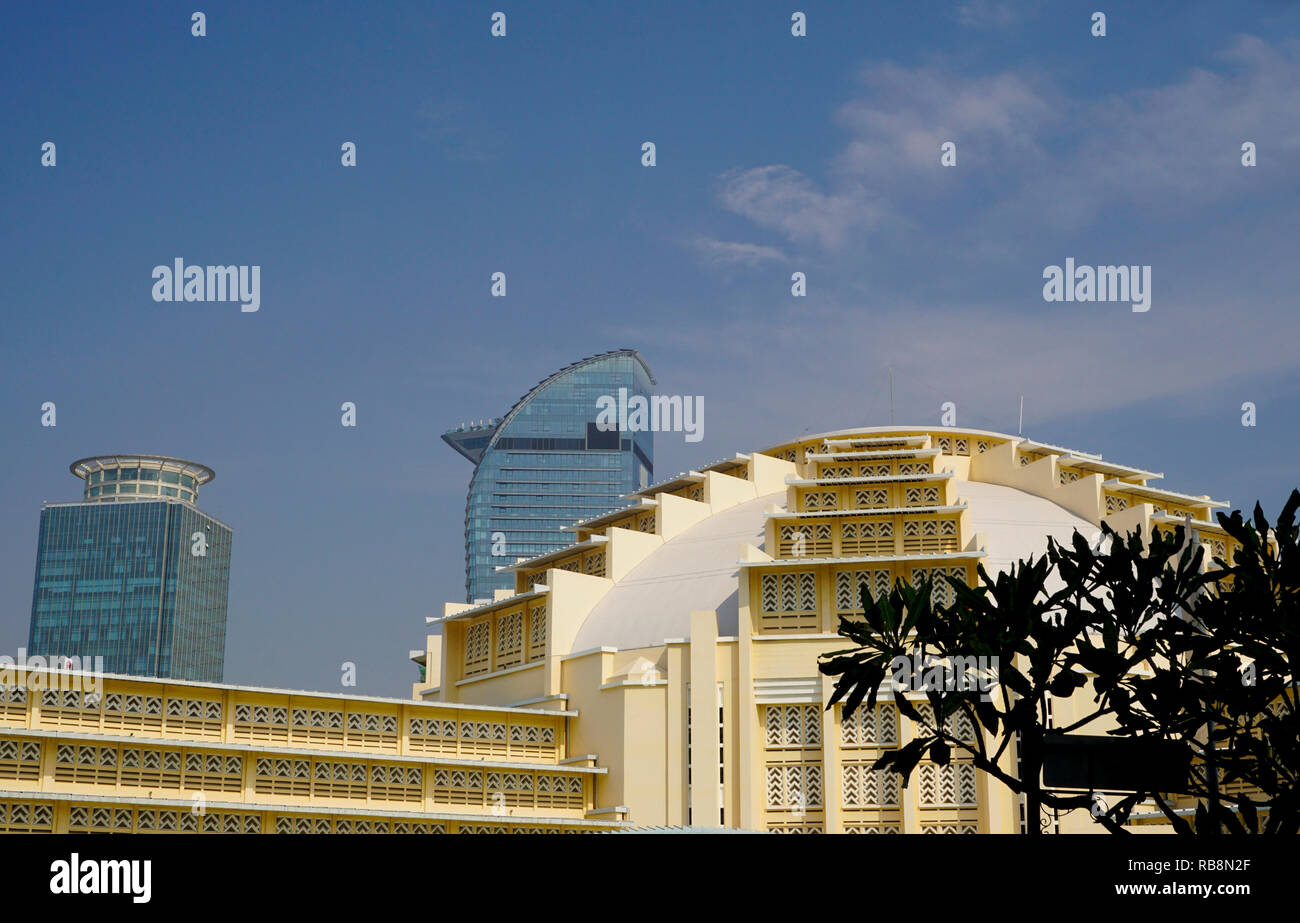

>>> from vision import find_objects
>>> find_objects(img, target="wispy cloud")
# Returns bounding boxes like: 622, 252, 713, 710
834, 64, 1057, 176
709, 36, 1300, 250
706, 67, 1057, 253
1012, 35, 1300, 228
715, 165, 881, 249
689, 236, 787, 266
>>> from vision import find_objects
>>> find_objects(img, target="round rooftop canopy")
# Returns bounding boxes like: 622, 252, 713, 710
69, 454, 215, 505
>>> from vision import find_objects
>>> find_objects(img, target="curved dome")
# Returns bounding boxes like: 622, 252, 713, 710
961, 479, 1095, 573
572, 494, 778, 651
571, 480, 1095, 652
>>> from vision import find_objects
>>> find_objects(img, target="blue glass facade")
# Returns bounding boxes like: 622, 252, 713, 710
451, 350, 654, 602
28, 500, 232, 681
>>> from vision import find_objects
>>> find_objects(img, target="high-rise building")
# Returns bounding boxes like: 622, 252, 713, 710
444, 349, 654, 602
27, 455, 233, 682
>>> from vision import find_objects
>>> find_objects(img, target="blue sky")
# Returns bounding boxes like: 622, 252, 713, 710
2, 0, 1298, 697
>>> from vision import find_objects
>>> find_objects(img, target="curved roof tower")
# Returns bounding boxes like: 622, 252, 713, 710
444, 349, 656, 602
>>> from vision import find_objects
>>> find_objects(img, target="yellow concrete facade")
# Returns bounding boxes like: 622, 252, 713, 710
0, 671, 622, 833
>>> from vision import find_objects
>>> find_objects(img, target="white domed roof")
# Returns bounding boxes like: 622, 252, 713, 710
961, 479, 1095, 574
569, 479, 1096, 653
571, 494, 778, 652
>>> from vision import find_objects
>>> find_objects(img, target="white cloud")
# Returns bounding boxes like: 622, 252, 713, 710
835, 65, 1056, 175
690, 236, 787, 266
706, 69, 1056, 253
715, 165, 881, 250
1013, 35, 1300, 228
710, 36, 1300, 249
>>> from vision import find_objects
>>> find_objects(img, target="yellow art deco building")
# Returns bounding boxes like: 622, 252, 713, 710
411, 426, 1238, 834
0, 426, 1238, 834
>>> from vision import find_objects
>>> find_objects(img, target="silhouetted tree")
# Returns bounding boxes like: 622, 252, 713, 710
820, 490, 1300, 834
1072, 491, 1300, 834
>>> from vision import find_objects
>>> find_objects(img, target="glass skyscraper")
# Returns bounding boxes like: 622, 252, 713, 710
27, 455, 232, 682
444, 349, 654, 602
